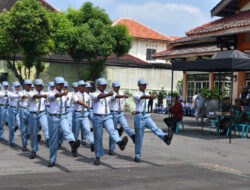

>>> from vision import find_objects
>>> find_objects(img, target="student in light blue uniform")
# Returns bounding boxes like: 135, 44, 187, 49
28, 79, 49, 159
81, 82, 94, 145
109, 81, 135, 155
8, 82, 21, 146
18, 79, 32, 152
47, 77, 80, 167
0, 81, 9, 140
133, 78, 173, 163
91, 78, 128, 166
45, 82, 55, 114
72, 80, 94, 152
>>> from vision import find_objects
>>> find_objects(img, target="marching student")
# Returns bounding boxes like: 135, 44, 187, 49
0, 81, 9, 140
109, 81, 135, 155
28, 79, 49, 159
8, 82, 21, 146
47, 77, 80, 167
133, 78, 173, 163
18, 79, 32, 151
72, 80, 94, 151
91, 78, 128, 166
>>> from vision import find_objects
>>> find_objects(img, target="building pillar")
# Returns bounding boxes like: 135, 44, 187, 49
209, 72, 214, 89
233, 72, 246, 101
183, 71, 187, 100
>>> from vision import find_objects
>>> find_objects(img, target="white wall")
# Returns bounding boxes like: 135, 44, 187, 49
129, 39, 167, 63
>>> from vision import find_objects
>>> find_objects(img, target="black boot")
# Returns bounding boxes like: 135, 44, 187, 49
131, 134, 136, 144
29, 152, 36, 159
117, 136, 128, 151
37, 134, 41, 143
90, 144, 94, 152
14, 126, 18, 133
47, 162, 55, 167
46, 139, 49, 147
82, 141, 87, 146
70, 140, 80, 157
134, 157, 141, 163
164, 126, 173, 145
118, 127, 124, 137
27, 134, 30, 140
22, 146, 28, 152
94, 157, 100, 166
109, 150, 115, 156
58, 144, 62, 150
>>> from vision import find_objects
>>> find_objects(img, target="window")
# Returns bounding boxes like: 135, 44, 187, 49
146, 49, 156, 60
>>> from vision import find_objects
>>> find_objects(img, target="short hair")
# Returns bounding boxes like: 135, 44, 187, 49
223, 97, 230, 101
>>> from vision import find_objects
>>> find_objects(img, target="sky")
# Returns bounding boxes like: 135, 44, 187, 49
45, 0, 221, 37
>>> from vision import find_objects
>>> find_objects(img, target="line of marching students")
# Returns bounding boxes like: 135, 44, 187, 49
0, 77, 173, 167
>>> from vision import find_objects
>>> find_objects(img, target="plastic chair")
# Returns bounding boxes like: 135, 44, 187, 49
244, 125, 250, 138
176, 120, 184, 133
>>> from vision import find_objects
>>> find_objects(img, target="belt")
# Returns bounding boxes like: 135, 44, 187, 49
136, 112, 148, 114
74, 110, 85, 113
0, 104, 8, 106
20, 106, 28, 109
10, 106, 19, 108
94, 113, 109, 117
49, 113, 65, 117
30, 111, 45, 114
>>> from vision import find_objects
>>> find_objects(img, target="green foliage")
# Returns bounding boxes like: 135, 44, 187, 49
167, 91, 180, 97
0, 0, 53, 83
51, 1, 132, 80
176, 79, 183, 96
200, 87, 226, 99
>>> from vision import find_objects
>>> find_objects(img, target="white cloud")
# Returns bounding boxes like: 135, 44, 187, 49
115, 1, 209, 36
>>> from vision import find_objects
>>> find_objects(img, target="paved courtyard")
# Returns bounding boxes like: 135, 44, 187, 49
0, 113, 250, 190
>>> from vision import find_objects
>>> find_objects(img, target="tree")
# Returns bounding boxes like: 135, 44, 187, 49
51, 2, 132, 81
0, 0, 53, 84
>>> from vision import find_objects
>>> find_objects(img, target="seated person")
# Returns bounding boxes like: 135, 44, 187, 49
163, 96, 183, 131
232, 98, 242, 124
219, 97, 232, 135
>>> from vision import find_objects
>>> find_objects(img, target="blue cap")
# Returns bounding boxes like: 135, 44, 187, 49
244, 86, 249, 89
138, 78, 147, 85
85, 82, 91, 88
64, 81, 69, 87
97, 78, 107, 85
2, 81, 9, 86
54, 77, 64, 84
34, 79, 44, 86
24, 79, 32, 85
78, 80, 85, 86
72, 82, 78, 88
112, 81, 120, 87
48, 82, 55, 87
12, 81, 20, 87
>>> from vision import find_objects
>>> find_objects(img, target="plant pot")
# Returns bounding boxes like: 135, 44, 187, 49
206, 99, 220, 114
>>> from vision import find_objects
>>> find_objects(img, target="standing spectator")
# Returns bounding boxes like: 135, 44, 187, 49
158, 92, 163, 107
148, 92, 153, 113
240, 86, 250, 107
195, 93, 206, 121
163, 96, 183, 131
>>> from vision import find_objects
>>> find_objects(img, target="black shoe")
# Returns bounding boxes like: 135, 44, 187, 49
47, 162, 55, 167
90, 144, 94, 152
27, 134, 30, 140
164, 127, 173, 145
71, 140, 80, 157
118, 127, 124, 137
134, 157, 141, 163
82, 141, 87, 146
109, 150, 115, 156
94, 157, 100, 166
117, 136, 128, 151
37, 134, 41, 143
22, 146, 28, 152
90, 128, 93, 132
14, 126, 18, 133
10, 143, 15, 147
131, 134, 136, 144
58, 144, 62, 150
29, 152, 36, 159
46, 139, 49, 147
39, 126, 42, 131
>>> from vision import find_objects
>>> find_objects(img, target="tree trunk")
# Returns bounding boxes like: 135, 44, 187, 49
7, 60, 24, 85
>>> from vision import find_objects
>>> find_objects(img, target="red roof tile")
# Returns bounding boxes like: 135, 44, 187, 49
152, 44, 221, 59
186, 11, 250, 37
112, 18, 178, 42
